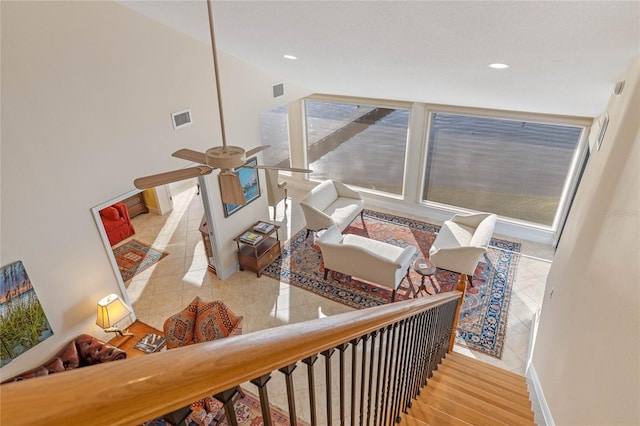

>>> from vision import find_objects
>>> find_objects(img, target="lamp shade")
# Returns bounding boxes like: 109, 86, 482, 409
96, 293, 132, 329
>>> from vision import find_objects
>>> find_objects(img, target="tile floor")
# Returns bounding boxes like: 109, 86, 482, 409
123, 181, 553, 423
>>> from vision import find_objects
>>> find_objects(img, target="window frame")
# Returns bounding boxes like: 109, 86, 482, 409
420, 105, 591, 232
302, 94, 413, 198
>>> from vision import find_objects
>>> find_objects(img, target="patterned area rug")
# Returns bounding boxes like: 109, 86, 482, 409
263, 210, 521, 358
144, 391, 299, 426
113, 240, 168, 282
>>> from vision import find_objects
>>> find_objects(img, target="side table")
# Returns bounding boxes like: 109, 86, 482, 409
412, 258, 440, 296
234, 221, 281, 277
108, 319, 166, 359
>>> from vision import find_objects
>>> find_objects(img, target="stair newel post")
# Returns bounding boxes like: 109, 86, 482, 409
349, 337, 360, 426
321, 348, 335, 425
373, 327, 386, 425
278, 364, 299, 426
250, 374, 273, 426
336, 343, 348, 426
214, 388, 240, 426
366, 331, 378, 425
302, 355, 319, 426
449, 274, 468, 352
359, 333, 370, 425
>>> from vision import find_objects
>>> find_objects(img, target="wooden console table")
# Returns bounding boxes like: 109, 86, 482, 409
234, 221, 281, 277
108, 320, 165, 359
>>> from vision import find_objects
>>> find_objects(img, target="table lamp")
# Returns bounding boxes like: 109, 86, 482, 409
96, 293, 134, 337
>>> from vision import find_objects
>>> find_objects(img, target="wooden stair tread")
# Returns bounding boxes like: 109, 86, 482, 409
442, 356, 528, 389
436, 364, 530, 399
418, 383, 535, 425
412, 395, 509, 426
401, 414, 430, 426
407, 400, 473, 426
446, 352, 527, 383
430, 374, 534, 419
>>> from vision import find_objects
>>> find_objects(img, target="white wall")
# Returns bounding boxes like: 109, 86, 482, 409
205, 51, 312, 278
531, 56, 640, 425
0, 1, 309, 378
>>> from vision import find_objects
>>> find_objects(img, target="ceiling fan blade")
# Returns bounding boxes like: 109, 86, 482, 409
172, 148, 207, 164
254, 165, 313, 174
219, 171, 247, 205
134, 166, 212, 190
245, 145, 271, 157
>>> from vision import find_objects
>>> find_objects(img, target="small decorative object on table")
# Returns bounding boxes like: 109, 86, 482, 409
240, 231, 264, 245
253, 221, 275, 234
134, 333, 166, 354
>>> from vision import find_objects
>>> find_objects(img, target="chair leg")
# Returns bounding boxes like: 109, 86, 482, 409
360, 210, 365, 222
306, 229, 312, 238
324, 269, 329, 280
468, 274, 474, 288
392, 289, 397, 302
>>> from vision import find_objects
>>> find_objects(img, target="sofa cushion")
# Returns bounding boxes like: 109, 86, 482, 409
195, 300, 241, 342
325, 198, 365, 230
305, 180, 339, 212
164, 297, 200, 349
430, 222, 475, 254
343, 234, 406, 260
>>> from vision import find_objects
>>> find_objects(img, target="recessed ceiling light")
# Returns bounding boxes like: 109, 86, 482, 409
489, 63, 509, 69
283, 54, 297, 60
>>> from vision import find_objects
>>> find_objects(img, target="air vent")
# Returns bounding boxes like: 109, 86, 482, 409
171, 109, 192, 129
614, 80, 625, 96
272, 82, 284, 98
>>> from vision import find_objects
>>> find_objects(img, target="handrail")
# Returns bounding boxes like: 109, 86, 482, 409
1, 291, 461, 426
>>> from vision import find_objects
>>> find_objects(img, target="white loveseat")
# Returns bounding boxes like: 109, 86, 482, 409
316, 226, 417, 301
300, 180, 365, 238
429, 212, 497, 286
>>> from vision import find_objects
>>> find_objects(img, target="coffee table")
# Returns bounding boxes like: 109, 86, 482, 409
412, 258, 440, 295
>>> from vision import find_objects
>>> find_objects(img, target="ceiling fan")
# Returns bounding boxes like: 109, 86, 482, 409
133, 0, 311, 205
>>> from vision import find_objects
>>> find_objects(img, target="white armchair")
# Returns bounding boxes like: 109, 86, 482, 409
265, 169, 287, 220
300, 180, 365, 238
316, 226, 416, 301
429, 212, 497, 287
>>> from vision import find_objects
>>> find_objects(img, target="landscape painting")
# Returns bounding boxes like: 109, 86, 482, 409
222, 157, 261, 217
0, 261, 54, 367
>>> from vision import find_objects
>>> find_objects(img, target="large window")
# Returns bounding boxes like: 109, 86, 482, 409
423, 113, 583, 226
259, 104, 290, 168
305, 99, 409, 195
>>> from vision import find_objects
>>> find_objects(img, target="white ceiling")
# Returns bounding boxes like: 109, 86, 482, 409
119, 1, 640, 117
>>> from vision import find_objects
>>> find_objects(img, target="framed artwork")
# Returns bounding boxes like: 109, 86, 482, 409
0, 261, 54, 367
221, 157, 261, 217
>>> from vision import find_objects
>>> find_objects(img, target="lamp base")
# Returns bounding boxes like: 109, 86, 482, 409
104, 327, 134, 337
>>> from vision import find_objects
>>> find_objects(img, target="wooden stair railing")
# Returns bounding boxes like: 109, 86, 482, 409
1, 291, 462, 426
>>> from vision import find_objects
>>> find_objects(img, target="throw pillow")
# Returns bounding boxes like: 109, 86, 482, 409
163, 297, 200, 349
194, 300, 239, 343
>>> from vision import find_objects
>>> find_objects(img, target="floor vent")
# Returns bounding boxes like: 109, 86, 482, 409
272, 82, 284, 98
